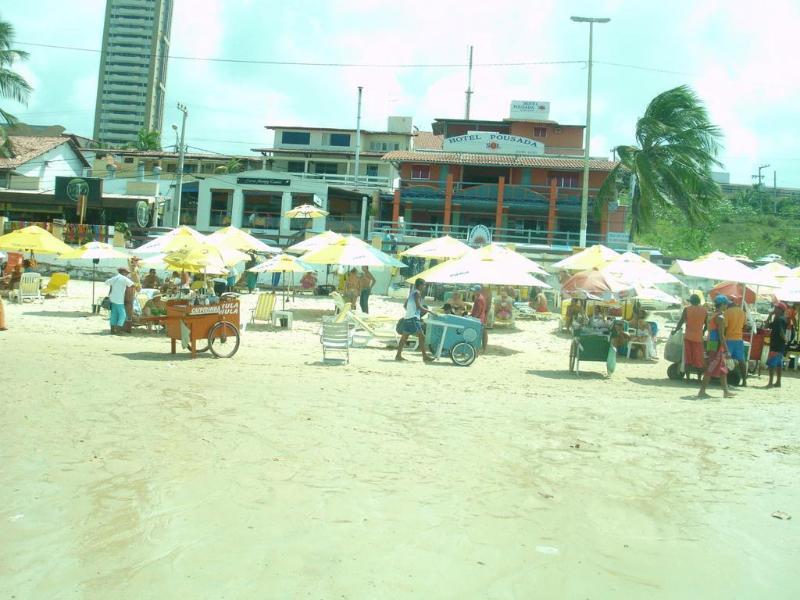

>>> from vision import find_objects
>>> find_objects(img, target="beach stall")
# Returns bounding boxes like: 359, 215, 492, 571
159, 244, 249, 358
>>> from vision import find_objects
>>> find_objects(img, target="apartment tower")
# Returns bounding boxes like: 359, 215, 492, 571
93, 0, 174, 147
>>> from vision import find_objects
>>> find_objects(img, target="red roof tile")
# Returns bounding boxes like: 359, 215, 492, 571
381, 150, 618, 171
0, 136, 89, 170
412, 132, 443, 150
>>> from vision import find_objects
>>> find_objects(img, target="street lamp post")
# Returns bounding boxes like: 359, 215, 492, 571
173, 102, 188, 227
571, 15, 610, 248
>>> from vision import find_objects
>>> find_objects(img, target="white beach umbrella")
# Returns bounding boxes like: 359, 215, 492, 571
286, 230, 344, 255
602, 252, 681, 286
400, 235, 472, 260
135, 225, 206, 254
670, 251, 779, 287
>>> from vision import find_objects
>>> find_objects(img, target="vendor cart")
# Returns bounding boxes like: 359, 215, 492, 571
569, 329, 612, 375
426, 314, 482, 366
164, 294, 241, 358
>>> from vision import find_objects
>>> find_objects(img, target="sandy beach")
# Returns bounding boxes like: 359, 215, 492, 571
1, 281, 798, 599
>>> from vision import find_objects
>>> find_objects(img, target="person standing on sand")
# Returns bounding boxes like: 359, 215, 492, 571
725, 298, 748, 386
358, 266, 376, 314
105, 267, 135, 335
470, 284, 488, 353
673, 294, 708, 380
395, 278, 432, 362
698, 295, 734, 399
766, 302, 788, 389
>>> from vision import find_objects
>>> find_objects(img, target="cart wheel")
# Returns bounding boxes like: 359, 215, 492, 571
726, 370, 741, 386
208, 321, 240, 358
450, 342, 476, 366
667, 362, 682, 380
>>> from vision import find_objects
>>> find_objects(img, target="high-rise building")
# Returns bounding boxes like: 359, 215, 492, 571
93, 0, 173, 147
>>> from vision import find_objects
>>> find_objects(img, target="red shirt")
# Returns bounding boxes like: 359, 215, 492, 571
471, 294, 487, 324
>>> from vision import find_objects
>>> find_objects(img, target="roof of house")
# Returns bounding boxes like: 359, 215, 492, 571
93, 149, 253, 161
412, 132, 443, 150
252, 147, 386, 157
0, 135, 90, 170
265, 125, 413, 136
381, 150, 618, 171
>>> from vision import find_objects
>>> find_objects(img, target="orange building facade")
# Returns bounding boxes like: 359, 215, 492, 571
378, 107, 628, 248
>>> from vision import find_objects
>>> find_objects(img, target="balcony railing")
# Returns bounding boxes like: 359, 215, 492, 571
268, 169, 392, 189
370, 220, 606, 249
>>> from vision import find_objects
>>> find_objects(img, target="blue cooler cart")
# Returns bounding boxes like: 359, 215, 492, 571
426, 314, 483, 366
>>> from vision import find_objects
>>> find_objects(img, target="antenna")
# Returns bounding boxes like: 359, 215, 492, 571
465, 45, 474, 119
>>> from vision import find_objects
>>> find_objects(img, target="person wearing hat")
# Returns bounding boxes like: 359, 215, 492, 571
698, 294, 734, 399
766, 302, 788, 388
725, 297, 748, 386
673, 293, 708, 379
105, 267, 135, 334
469, 284, 489, 353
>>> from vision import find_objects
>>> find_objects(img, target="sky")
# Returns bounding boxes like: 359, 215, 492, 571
3, 0, 799, 187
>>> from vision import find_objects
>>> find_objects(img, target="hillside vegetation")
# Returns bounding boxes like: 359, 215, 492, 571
638, 189, 800, 263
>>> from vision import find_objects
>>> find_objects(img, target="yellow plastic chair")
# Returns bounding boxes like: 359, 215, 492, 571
43, 272, 69, 297
250, 292, 276, 324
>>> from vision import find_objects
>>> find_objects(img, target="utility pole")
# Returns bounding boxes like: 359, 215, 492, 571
571, 16, 610, 248
754, 163, 770, 212
773, 170, 778, 214
173, 102, 188, 227
465, 45, 474, 119
354, 87, 363, 191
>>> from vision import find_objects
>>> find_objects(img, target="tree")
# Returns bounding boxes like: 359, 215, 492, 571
0, 18, 33, 157
597, 85, 723, 242
215, 158, 244, 174
127, 128, 161, 150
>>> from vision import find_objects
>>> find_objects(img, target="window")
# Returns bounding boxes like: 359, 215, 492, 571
202, 164, 216, 174
533, 127, 547, 138
210, 190, 232, 227
366, 165, 379, 178
183, 164, 198, 174
287, 161, 305, 173
281, 131, 311, 145
124, 157, 135, 163
329, 133, 351, 147
243, 192, 283, 229
166, 163, 176, 173
314, 163, 338, 175
411, 164, 431, 180
550, 172, 579, 188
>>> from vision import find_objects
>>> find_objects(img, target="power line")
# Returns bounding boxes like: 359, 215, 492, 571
16, 41, 688, 74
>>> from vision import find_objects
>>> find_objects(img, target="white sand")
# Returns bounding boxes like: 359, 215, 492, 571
1, 280, 799, 599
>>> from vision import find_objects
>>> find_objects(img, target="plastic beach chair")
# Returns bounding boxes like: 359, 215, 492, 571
42, 272, 69, 297
320, 317, 351, 364
250, 292, 276, 324
9, 273, 43, 303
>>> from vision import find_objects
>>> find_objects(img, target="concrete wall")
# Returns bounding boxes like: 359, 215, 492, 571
14, 143, 85, 191
509, 122, 585, 151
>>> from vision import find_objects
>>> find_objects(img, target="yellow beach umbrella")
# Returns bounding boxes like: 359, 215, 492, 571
163, 243, 248, 275
206, 226, 280, 254
248, 253, 313, 308
400, 235, 471, 260
135, 225, 206, 254
285, 204, 329, 218
301, 236, 393, 267
0, 225, 73, 255
286, 230, 343, 254
247, 253, 310, 274
551, 244, 620, 272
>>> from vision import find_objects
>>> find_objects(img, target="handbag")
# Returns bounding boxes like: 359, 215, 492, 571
100, 296, 111, 310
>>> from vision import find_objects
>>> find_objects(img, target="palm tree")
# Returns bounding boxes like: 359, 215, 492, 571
215, 158, 244, 174
0, 19, 33, 157
597, 85, 723, 242
127, 128, 161, 150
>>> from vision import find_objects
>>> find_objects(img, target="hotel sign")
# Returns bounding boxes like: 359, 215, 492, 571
510, 100, 550, 120
236, 177, 291, 186
443, 132, 544, 156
